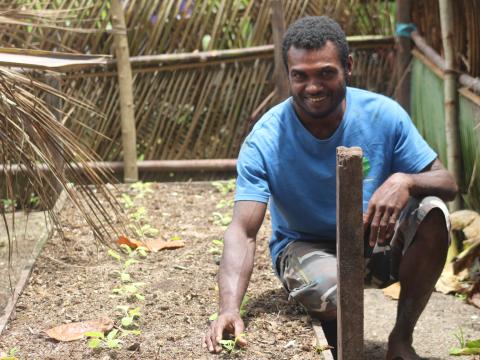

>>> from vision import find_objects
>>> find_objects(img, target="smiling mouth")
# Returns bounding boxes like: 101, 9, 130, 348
307, 96, 327, 103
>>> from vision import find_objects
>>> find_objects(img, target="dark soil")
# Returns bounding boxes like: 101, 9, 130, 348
0, 181, 479, 359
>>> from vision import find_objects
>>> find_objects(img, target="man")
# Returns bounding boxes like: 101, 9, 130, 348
203, 16, 457, 360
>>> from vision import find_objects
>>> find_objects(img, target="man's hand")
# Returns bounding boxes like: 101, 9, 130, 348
363, 173, 413, 247
202, 311, 247, 353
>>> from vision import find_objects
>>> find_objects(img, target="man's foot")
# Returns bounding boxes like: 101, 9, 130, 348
386, 339, 421, 360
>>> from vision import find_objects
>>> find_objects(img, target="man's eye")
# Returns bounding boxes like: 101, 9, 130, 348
291, 73, 305, 80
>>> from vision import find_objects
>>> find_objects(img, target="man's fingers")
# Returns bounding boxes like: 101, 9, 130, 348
204, 329, 216, 353
234, 319, 247, 347
386, 207, 400, 239
363, 204, 375, 233
377, 208, 393, 245
369, 207, 383, 247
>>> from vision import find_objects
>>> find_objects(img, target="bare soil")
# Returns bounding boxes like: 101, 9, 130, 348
0, 181, 479, 359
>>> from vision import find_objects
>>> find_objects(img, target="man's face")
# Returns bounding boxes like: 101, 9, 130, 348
287, 41, 352, 121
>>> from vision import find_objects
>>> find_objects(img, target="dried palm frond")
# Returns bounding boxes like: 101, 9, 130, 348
0, 67, 123, 251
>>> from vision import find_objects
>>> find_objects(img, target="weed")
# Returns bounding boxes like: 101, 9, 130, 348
129, 207, 147, 222
215, 199, 234, 209
208, 239, 224, 255
170, 235, 182, 241
111, 282, 145, 301
450, 327, 480, 356
28, 193, 40, 207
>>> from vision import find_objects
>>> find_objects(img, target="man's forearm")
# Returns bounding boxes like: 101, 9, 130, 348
218, 225, 256, 314
406, 169, 458, 201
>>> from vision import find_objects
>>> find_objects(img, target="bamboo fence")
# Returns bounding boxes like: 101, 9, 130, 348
0, 0, 397, 161
412, 0, 480, 78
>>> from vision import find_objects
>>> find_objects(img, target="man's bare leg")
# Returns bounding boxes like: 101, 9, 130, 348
387, 209, 448, 360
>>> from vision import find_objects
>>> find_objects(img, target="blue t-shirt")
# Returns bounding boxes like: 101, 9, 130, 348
235, 87, 437, 267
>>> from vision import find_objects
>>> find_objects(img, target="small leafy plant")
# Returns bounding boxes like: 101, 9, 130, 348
219, 333, 246, 354
85, 329, 121, 350
117, 305, 141, 328
212, 212, 232, 226
211, 179, 236, 196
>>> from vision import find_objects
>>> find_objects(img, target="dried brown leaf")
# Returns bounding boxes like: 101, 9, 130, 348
383, 282, 401, 300
45, 317, 113, 342
144, 239, 185, 252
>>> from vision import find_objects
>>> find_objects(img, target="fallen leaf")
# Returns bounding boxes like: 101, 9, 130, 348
144, 239, 185, 252
435, 263, 467, 294
450, 210, 479, 231
383, 282, 401, 300
45, 317, 114, 342
117, 235, 145, 249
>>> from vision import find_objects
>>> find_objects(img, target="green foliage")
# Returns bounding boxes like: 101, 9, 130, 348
117, 306, 141, 328
0, 199, 16, 212
85, 329, 121, 350
120, 193, 134, 209
212, 212, 232, 226
211, 179, 236, 196
0, 347, 19, 360
219, 333, 246, 354
450, 327, 480, 356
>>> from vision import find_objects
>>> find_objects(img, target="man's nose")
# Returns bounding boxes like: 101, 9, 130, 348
305, 81, 323, 94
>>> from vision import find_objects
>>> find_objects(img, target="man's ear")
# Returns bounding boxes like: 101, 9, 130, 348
346, 55, 353, 77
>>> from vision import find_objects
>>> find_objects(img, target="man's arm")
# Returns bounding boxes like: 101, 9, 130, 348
203, 200, 267, 353
364, 158, 458, 246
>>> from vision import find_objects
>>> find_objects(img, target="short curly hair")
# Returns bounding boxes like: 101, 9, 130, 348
282, 16, 349, 71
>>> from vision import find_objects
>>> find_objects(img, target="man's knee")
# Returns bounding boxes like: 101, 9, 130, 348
289, 276, 337, 319
416, 208, 449, 249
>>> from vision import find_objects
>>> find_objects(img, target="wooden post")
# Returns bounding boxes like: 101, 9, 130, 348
270, 0, 289, 103
336, 146, 364, 360
439, 0, 462, 211
111, 0, 138, 183
394, 0, 412, 112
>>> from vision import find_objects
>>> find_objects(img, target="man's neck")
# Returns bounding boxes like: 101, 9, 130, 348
293, 99, 346, 140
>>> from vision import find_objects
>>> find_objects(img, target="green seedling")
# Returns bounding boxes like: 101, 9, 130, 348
208, 239, 224, 255
129, 206, 147, 222
117, 305, 141, 328
120, 193, 134, 208
450, 327, 480, 355
211, 179, 236, 196
315, 344, 334, 354
28, 193, 40, 207
209, 295, 249, 321
111, 282, 146, 301
218, 333, 246, 354
0, 199, 16, 212
212, 212, 232, 226
216, 199, 234, 209
0, 347, 19, 360
170, 235, 182, 241
85, 329, 121, 349
130, 181, 153, 198
129, 223, 159, 238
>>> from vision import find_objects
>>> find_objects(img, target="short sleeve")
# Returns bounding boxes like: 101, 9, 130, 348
235, 136, 270, 203
391, 105, 437, 174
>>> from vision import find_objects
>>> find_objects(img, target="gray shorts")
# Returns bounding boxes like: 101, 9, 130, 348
275, 196, 450, 317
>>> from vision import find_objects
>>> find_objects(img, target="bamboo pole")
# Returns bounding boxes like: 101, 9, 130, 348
394, 0, 412, 112
111, 0, 138, 183
439, 0, 462, 211
270, 0, 289, 103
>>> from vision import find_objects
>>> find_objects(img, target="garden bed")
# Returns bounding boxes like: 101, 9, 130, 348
0, 181, 478, 359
